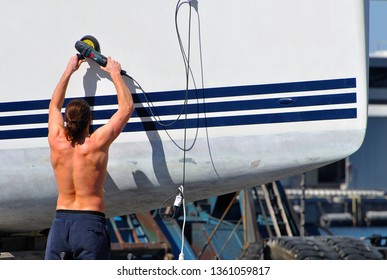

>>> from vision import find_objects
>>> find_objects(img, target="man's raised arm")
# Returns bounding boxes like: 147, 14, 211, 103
48, 55, 84, 138
94, 57, 134, 145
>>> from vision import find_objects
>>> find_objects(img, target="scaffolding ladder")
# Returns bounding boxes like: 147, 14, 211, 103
257, 181, 300, 237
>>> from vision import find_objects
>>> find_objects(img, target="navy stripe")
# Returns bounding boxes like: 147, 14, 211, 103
131, 77, 356, 103
119, 108, 357, 132
0, 99, 50, 113
0, 78, 356, 112
0, 114, 48, 126
0, 128, 48, 140
132, 92, 356, 119
0, 92, 356, 126
0, 79, 358, 140
0, 108, 357, 140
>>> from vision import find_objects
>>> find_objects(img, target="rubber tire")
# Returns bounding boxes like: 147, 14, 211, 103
264, 236, 383, 260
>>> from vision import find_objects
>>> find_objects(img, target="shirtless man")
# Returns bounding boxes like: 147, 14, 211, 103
45, 55, 134, 260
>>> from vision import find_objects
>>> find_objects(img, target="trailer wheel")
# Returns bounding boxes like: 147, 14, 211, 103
264, 236, 383, 260
318, 236, 384, 260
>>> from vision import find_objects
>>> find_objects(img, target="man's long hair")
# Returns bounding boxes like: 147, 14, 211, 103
64, 99, 91, 143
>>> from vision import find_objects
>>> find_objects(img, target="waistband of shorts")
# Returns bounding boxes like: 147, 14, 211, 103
55, 209, 106, 223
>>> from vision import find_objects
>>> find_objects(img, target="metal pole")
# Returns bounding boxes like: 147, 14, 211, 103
300, 173, 306, 237
197, 193, 238, 259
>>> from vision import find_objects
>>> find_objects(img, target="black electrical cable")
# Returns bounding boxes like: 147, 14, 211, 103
175, 0, 220, 178
179, 0, 191, 189
125, 1, 219, 179
156, 0, 198, 223
123, 74, 187, 128
123, 0, 200, 153
121, 0, 195, 130
194, 10, 221, 179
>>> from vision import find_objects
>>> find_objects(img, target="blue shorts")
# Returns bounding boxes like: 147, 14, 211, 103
45, 210, 111, 260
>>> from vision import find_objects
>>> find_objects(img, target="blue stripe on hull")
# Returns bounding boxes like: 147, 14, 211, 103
0, 108, 357, 140
0, 92, 356, 126
0, 78, 356, 112
120, 108, 357, 133
0, 78, 358, 140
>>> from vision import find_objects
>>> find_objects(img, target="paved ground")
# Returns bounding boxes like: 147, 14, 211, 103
0, 250, 45, 260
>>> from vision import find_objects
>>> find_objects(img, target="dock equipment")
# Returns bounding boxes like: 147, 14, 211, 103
108, 212, 172, 259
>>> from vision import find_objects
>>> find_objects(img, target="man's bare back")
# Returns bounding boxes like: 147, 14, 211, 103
49, 130, 108, 212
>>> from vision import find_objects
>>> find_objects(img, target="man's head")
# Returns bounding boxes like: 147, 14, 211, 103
64, 99, 91, 143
